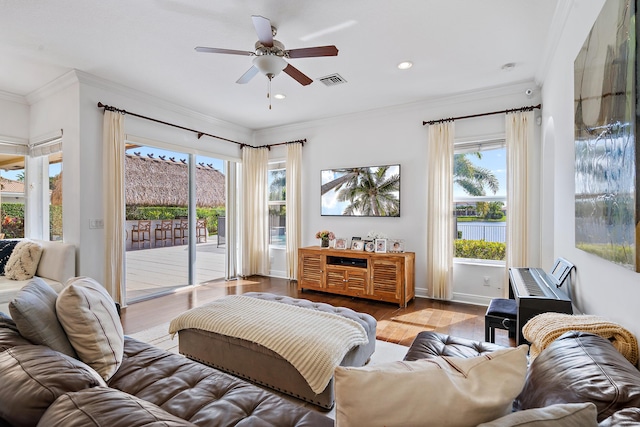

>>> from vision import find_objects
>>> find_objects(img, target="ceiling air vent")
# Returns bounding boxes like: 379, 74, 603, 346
318, 73, 347, 86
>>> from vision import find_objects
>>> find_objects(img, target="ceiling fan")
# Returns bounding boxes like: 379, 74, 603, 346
195, 15, 339, 86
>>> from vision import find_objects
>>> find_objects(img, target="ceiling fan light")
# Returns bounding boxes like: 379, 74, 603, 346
253, 55, 287, 78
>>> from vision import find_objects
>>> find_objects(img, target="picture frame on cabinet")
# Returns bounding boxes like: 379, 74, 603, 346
388, 239, 404, 253
351, 240, 364, 251
375, 238, 387, 253
335, 237, 347, 250
364, 241, 375, 252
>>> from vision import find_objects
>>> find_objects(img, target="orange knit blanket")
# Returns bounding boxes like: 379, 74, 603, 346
523, 313, 638, 365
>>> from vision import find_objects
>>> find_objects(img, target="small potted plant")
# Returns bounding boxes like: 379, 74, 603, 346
315, 230, 335, 248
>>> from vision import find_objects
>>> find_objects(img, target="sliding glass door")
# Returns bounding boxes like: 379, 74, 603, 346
124, 143, 225, 303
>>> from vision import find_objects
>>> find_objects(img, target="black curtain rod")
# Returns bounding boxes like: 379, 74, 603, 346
422, 104, 542, 126
247, 139, 306, 150
98, 102, 243, 146
97, 102, 306, 149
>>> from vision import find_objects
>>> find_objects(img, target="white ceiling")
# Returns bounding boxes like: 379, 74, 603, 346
0, 0, 560, 130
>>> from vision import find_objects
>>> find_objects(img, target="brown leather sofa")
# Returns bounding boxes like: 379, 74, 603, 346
0, 314, 333, 427
405, 330, 640, 426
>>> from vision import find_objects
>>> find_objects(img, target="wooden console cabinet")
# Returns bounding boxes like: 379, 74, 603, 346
297, 246, 415, 307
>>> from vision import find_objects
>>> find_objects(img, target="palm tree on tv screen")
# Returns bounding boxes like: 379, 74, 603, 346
336, 166, 400, 216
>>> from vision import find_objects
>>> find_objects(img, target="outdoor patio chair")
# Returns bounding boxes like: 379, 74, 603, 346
196, 218, 207, 243
131, 220, 151, 249
173, 219, 189, 245
155, 220, 173, 247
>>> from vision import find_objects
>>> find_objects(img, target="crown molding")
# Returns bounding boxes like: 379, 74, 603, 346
0, 90, 28, 105
534, 0, 575, 86
255, 80, 539, 138
23, 69, 250, 138
25, 69, 79, 105
73, 70, 249, 136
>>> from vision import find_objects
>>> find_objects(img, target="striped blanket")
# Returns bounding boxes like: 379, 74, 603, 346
169, 295, 369, 393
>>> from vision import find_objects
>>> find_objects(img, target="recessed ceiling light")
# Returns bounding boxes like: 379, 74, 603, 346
397, 61, 413, 70
274, 93, 286, 100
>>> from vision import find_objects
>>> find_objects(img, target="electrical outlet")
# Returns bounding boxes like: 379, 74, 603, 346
483, 276, 491, 286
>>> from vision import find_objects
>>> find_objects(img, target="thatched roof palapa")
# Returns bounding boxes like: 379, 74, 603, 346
125, 154, 225, 207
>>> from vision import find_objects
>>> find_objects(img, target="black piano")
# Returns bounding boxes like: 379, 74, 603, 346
508, 258, 575, 345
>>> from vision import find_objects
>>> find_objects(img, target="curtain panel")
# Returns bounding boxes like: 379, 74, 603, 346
240, 146, 269, 276
426, 121, 455, 300
505, 110, 534, 296
285, 143, 302, 279
103, 110, 125, 305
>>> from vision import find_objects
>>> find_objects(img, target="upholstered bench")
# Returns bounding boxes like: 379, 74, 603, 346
404, 331, 504, 361
174, 292, 377, 410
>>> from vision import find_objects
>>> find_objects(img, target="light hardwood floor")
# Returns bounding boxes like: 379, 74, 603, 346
120, 275, 515, 347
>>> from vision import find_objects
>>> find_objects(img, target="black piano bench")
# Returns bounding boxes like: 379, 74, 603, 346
485, 298, 517, 343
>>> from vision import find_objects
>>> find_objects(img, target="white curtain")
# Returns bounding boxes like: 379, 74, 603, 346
103, 110, 125, 305
426, 121, 455, 300
505, 110, 534, 296
224, 160, 238, 280
240, 146, 269, 276
285, 143, 302, 279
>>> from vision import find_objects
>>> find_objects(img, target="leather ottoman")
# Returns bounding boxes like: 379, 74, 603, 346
176, 292, 377, 410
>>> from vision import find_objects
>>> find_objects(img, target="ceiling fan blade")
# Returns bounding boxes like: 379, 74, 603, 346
236, 66, 260, 84
195, 46, 254, 56
286, 45, 339, 59
252, 15, 273, 47
283, 64, 313, 86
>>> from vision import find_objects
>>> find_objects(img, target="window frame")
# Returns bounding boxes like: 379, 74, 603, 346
453, 137, 506, 264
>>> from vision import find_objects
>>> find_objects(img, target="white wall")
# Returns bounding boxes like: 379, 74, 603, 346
0, 94, 29, 140
541, 0, 640, 338
256, 82, 541, 301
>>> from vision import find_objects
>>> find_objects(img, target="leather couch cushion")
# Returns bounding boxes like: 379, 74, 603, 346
108, 337, 333, 427
404, 330, 505, 360
56, 276, 124, 381
37, 387, 196, 427
477, 402, 598, 426
9, 277, 76, 357
0, 345, 105, 427
334, 345, 529, 427
0, 313, 32, 352
515, 332, 640, 422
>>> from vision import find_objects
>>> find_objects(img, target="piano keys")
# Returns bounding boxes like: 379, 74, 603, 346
508, 258, 575, 345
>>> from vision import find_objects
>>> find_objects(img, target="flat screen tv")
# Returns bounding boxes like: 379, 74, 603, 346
321, 164, 400, 216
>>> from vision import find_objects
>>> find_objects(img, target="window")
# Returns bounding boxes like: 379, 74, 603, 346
49, 152, 63, 241
453, 139, 506, 262
268, 162, 286, 247
0, 156, 26, 239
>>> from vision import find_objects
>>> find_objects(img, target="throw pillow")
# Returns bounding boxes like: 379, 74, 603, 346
37, 387, 197, 427
477, 402, 598, 427
56, 276, 124, 381
0, 239, 18, 274
9, 277, 77, 357
0, 345, 106, 427
334, 345, 529, 427
4, 240, 43, 280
